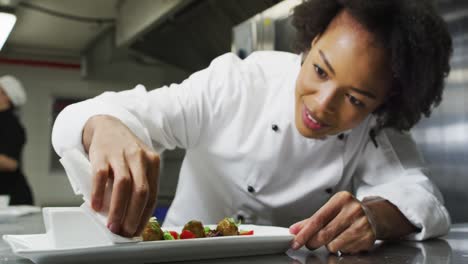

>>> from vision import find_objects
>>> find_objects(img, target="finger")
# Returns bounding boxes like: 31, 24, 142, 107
305, 206, 353, 250
326, 217, 375, 254
328, 232, 373, 255
343, 217, 376, 254
135, 152, 160, 235
340, 239, 371, 255
307, 198, 365, 249
289, 219, 307, 234
326, 230, 350, 255
121, 149, 149, 237
90, 154, 110, 211
292, 192, 348, 250
107, 155, 132, 235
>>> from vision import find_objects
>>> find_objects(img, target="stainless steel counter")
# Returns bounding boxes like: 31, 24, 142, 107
1, 212, 467, 264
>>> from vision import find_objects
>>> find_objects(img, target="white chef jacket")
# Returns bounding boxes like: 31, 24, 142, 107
52, 51, 450, 241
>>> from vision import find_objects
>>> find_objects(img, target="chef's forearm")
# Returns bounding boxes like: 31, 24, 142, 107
362, 196, 418, 240
0, 154, 18, 172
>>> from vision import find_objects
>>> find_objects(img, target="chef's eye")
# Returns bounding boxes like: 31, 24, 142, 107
345, 94, 366, 108
313, 64, 328, 80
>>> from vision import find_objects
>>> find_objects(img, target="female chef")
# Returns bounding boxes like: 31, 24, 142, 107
52, 0, 452, 254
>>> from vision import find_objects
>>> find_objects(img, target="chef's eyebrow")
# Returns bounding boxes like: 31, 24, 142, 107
350, 88, 377, 100
319, 50, 335, 76
319, 49, 377, 100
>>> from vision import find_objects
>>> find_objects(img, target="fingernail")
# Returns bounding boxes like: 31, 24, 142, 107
108, 223, 120, 234
291, 241, 301, 250
289, 225, 298, 234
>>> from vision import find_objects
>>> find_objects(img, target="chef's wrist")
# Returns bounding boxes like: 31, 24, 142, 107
82, 114, 111, 153
360, 196, 385, 239
361, 196, 418, 240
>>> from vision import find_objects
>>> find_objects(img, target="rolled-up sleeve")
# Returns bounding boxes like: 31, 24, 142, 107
353, 128, 451, 240
52, 53, 245, 157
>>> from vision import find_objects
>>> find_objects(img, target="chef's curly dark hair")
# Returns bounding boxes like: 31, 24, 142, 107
292, 0, 452, 132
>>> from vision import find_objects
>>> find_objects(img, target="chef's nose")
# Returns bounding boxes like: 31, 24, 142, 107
316, 85, 339, 114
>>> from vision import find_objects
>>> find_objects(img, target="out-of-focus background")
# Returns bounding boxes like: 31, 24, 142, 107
0, 0, 466, 223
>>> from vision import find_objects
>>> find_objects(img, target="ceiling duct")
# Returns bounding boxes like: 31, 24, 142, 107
129, 0, 282, 72
81, 28, 188, 84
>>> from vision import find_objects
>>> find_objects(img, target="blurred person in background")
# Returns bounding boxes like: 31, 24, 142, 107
0, 75, 34, 205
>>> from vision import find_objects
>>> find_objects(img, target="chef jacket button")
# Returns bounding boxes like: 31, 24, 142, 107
337, 134, 345, 140
272, 124, 279, 132
325, 188, 333, 194
247, 185, 255, 193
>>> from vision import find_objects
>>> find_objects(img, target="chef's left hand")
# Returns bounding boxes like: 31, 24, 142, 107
289, 191, 375, 254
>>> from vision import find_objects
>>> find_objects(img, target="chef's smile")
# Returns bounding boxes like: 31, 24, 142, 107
302, 103, 330, 131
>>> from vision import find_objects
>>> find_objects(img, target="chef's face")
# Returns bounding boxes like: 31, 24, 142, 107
295, 11, 391, 139
0, 87, 11, 111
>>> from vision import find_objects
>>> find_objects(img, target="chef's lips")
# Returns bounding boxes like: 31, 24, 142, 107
302, 104, 331, 131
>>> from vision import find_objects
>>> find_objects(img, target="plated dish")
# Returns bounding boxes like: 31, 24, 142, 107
141, 217, 254, 241
4, 224, 294, 264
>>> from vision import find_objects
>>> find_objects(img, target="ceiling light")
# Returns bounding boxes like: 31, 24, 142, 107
0, 12, 16, 50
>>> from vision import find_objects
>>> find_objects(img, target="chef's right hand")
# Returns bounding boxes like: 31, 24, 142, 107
82, 114, 160, 237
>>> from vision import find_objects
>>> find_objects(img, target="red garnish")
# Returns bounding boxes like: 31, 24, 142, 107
239, 230, 254, 235
169, 231, 179, 239
180, 230, 196, 239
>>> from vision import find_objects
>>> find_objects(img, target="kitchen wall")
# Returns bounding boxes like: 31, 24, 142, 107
0, 60, 187, 207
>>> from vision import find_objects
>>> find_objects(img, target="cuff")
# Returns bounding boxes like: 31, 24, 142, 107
51, 99, 153, 157
356, 183, 451, 240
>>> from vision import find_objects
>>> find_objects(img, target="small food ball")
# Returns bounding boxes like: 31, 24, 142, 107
142, 217, 164, 241
216, 218, 239, 236
182, 220, 206, 238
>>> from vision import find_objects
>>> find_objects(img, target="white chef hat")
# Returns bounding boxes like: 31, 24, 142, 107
0, 75, 27, 107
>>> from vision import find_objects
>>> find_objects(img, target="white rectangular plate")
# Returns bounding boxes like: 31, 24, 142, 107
4, 224, 294, 264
